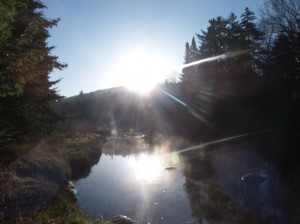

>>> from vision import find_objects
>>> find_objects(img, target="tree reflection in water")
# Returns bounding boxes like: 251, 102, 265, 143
182, 139, 299, 224
76, 133, 300, 223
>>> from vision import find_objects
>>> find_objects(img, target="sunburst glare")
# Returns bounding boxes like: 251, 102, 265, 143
110, 48, 171, 94
130, 154, 163, 182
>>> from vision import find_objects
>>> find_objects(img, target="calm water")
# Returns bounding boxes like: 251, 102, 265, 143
75, 135, 298, 224
75, 137, 195, 223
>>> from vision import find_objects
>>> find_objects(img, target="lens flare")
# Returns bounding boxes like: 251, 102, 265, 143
130, 154, 163, 182
110, 48, 171, 94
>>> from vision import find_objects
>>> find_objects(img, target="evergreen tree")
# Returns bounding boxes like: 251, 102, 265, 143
197, 16, 229, 57
239, 7, 263, 75
226, 12, 243, 50
196, 16, 232, 81
0, 0, 66, 142
0, 0, 65, 97
178, 9, 262, 124
193, 9, 261, 80
240, 7, 261, 48
184, 42, 191, 63
180, 38, 200, 100
190, 37, 198, 61
181, 38, 198, 83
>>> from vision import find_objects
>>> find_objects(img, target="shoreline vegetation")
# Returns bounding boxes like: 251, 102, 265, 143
0, 131, 110, 224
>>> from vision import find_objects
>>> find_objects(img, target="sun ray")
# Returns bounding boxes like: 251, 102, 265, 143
109, 48, 171, 94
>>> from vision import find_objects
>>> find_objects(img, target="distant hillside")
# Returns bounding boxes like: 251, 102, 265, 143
61, 86, 127, 103
58, 84, 211, 141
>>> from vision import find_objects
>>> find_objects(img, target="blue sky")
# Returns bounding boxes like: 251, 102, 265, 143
43, 0, 263, 97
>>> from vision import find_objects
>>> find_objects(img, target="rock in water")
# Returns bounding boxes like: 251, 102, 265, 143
240, 173, 267, 184
111, 215, 134, 224
68, 180, 77, 195
165, 167, 176, 170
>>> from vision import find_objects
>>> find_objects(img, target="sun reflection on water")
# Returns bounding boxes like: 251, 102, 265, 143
130, 154, 163, 182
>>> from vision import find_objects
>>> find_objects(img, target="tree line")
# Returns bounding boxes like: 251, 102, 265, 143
176, 0, 300, 173
181, 1, 299, 84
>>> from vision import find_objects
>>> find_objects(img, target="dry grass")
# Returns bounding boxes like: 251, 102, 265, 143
0, 131, 106, 224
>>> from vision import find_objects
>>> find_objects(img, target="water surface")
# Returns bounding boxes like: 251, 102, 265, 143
75, 137, 194, 223
75, 135, 298, 224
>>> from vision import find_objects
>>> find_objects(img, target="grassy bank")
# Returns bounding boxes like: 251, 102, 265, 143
0, 132, 109, 224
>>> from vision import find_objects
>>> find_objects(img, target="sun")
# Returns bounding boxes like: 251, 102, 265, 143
110, 48, 171, 94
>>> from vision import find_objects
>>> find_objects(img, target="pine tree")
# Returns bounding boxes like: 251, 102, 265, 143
180, 9, 262, 101
0, 0, 67, 142
239, 7, 262, 75
226, 13, 243, 50
190, 37, 198, 61
181, 38, 198, 83
197, 16, 229, 57
196, 16, 231, 80
240, 7, 261, 48
180, 38, 200, 101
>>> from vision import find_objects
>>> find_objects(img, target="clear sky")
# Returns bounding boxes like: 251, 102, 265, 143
43, 0, 263, 97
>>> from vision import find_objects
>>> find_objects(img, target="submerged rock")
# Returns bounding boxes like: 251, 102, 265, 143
240, 173, 267, 184
239, 172, 268, 211
165, 166, 176, 170
111, 215, 134, 224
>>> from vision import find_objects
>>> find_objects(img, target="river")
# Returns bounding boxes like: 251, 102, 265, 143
75, 135, 195, 223
74, 134, 299, 224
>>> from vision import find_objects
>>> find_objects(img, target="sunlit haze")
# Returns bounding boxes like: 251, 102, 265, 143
110, 48, 171, 94
43, 0, 263, 97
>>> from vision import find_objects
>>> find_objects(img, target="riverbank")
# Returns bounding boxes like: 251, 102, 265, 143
0, 131, 108, 224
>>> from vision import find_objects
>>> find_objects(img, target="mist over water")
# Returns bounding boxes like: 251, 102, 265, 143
75, 137, 193, 223
74, 132, 293, 224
